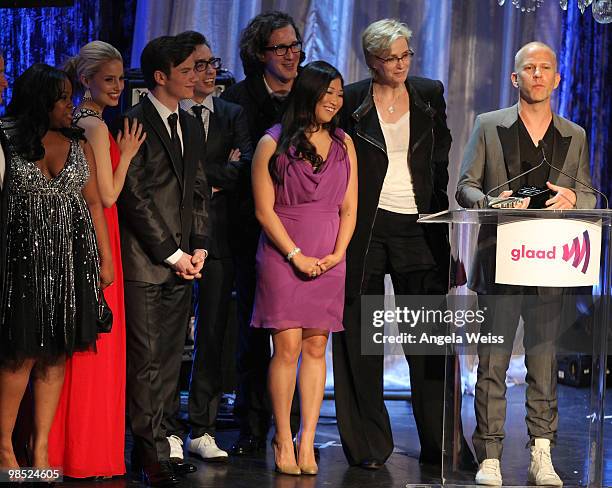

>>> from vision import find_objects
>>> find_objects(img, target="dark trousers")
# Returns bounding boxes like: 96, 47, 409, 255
333, 210, 451, 465
473, 293, 561, 462
188, 257, 235, 438
233, 239, 301, 440
125, 278, 192, 467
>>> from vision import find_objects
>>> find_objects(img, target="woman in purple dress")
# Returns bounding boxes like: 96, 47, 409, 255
251, 61, 357, 476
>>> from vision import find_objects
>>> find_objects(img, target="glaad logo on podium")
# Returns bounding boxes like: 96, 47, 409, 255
509, 229, 591, 274
561, 230, 590, 274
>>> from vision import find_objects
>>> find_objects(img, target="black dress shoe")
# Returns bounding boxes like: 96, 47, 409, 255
359, 458, 384, 470
418, 453, 441, 466
458, 449, 478, 472
170, 459, 198, 475
230, 435, 266, 455
418, 450, 478, 473
142, 461, 181, 487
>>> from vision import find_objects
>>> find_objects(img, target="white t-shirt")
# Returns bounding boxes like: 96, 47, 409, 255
377, 110, 418, 214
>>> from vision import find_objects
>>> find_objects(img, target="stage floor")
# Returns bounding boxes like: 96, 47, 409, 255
56, 384, 612, 488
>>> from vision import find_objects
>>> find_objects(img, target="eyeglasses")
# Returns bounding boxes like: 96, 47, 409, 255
375, 49, 415, 65
262, 41, 302, 56
195, 58, 222, 72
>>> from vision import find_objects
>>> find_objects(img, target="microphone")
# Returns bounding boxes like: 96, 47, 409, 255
484, 153, 547, 207
538, 140, 608, 209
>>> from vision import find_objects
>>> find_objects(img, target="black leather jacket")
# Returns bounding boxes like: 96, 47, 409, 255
340, 76, 452, 297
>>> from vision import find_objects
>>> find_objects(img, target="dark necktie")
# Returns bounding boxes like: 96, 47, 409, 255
167, 113, 183, 174
270, 92, 287, 115
191, 104, 208, 140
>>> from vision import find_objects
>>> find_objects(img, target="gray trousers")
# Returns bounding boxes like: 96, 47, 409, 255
472, 293, 561, 462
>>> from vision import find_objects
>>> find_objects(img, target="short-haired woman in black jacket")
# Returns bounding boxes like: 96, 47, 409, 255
333, 18, 472, 470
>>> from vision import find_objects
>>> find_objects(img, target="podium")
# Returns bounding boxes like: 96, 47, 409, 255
418, 209, 612, 488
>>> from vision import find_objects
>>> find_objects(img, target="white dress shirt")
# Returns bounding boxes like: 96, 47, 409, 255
147, 91, 184, 154
180, 96, 214, 140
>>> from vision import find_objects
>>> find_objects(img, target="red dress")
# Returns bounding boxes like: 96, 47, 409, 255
48, 133, 126, 478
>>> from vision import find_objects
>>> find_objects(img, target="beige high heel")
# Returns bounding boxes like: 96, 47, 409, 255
271, 438, 301, 475
295, 438, 318, 475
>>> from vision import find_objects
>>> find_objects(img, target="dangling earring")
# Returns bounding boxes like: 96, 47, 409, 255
82, 88, 92, 102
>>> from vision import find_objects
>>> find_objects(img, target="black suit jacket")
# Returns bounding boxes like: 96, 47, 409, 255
340, 76, 452, 297
221, 76, 287, 247
221, 75, 285, 145
117, 96, 209, 284
200, 97, 252, 258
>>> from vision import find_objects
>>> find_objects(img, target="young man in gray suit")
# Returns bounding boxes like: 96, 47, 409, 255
456, 42, 596, 487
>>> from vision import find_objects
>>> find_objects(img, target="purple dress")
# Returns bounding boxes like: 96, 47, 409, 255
251, 124, 350, 332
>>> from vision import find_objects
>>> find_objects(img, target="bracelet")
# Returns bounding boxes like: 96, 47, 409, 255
286, 247, 301, 261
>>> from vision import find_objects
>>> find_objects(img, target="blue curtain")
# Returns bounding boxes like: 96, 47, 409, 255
558, 0, 612, 207
0, 1, 100, 106
0, 0, 137, 110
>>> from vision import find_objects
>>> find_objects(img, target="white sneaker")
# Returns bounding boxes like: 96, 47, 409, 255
528, 439, 563, 486
475, 458, 502, 486
186, 433, 229, 462
167, 434, 184, 461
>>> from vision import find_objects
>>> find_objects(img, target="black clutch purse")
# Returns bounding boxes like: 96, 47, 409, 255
97, 291, 113, 333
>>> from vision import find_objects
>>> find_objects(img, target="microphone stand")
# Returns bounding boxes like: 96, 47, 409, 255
484, 158, 546, 207
538, 140, 609, 209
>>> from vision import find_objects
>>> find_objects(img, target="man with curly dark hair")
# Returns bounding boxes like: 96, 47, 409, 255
221, 10, 304, 456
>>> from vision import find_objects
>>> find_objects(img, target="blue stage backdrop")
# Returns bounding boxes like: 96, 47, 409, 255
0, 0, 610, 391
1, 1, 609, 204
0, 0, 136, 106
558, 2, 612, 207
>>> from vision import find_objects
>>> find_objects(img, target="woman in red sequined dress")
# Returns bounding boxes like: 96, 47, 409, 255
48, 41, 145, 478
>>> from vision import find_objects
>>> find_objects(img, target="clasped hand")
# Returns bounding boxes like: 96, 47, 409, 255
172, 250, 206, 280
291, 252, 342, 279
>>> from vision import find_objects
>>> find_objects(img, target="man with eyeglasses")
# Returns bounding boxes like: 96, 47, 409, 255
175, 30, 253, 463
220, 11, 304, 456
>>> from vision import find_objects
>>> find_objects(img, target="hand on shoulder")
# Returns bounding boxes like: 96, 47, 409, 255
116, 117, 146, 161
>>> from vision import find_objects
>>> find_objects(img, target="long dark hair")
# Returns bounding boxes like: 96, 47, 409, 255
5, 63, 80, 162
270, 61, 345, 182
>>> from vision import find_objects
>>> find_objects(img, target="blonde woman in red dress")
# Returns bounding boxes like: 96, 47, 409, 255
48, 41, 145, 478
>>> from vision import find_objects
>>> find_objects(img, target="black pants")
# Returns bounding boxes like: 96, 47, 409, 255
233, 242, 301, 440
125, 278, 192, 467
333, 210, 451, 465
188, 257, 235, 438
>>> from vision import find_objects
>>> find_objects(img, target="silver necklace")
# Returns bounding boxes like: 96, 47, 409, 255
374, 86, 402, 114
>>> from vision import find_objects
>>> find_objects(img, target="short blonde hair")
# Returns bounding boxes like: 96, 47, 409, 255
64, 40, 122, 94
362, 18, 412, 61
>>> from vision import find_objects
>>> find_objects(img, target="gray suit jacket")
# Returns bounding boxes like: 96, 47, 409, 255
456, 104, 596, 210
455, 105, 596, 293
